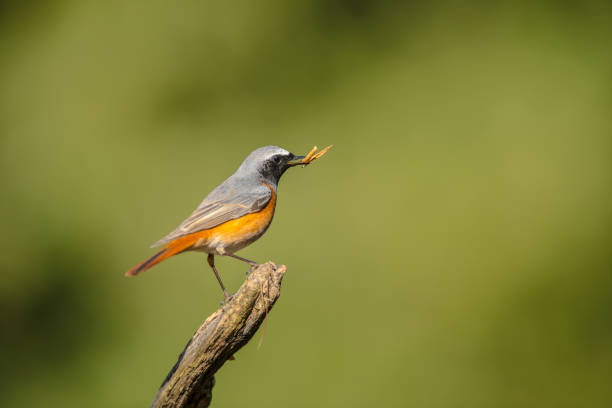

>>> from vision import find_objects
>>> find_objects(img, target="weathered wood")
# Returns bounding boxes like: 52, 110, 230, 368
151, 261, 287, 408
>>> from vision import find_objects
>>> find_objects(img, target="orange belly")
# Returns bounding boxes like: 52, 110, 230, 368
177, 187, 277, 255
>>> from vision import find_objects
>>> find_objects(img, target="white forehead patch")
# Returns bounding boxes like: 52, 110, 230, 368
249, 146, 290, 161
265, 147, 290, 159
235, 145, 293, 175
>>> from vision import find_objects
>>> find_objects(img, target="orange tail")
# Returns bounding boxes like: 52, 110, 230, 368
125, 234, 200, 276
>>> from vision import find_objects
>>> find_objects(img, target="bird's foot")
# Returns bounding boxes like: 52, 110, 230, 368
219, 292, 234, 306
245, 263, 261, 277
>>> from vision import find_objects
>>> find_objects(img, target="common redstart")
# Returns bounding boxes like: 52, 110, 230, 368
126, 145, 330, 299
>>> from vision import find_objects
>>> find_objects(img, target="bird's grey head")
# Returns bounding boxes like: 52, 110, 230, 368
235, 145, 305, 185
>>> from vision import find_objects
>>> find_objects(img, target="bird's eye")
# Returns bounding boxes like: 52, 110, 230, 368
273, 155, 281, 164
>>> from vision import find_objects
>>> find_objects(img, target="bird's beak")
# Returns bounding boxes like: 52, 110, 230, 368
286, 155, 306, 167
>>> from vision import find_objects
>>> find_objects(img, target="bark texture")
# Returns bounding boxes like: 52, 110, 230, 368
151, 261, 286, 408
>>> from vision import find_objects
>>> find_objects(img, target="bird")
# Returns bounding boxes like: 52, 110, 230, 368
126, 145, 330, 299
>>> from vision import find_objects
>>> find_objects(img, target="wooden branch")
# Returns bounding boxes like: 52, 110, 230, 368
151, 261, 287, 408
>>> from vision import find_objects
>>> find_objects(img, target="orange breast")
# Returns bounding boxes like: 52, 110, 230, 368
206, 187, 277, 249
171, 185, 277, 254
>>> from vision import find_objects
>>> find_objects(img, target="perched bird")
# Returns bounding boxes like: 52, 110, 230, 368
126, 145, 330, 299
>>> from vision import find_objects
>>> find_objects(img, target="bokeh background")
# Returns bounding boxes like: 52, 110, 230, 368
1, 1, 611, 407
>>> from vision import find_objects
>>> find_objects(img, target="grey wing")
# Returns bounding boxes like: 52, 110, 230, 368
150, 182, 272, 248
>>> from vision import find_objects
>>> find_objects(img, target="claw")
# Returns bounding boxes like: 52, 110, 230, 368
219, 294, 234, 306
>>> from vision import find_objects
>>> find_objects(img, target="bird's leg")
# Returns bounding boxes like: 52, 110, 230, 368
225, 253, 259, 277
207, 254, 231, 300
227, 253, 259, 266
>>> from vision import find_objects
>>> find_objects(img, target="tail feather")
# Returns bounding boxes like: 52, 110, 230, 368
126, 249, 168, 276
125, 234, 199, 276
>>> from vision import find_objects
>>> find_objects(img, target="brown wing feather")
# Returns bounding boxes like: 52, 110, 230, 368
151, 184, 272, 248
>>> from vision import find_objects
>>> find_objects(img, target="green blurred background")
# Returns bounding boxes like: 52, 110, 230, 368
1, 1, 611, 407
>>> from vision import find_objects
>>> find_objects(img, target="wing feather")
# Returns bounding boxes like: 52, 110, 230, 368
151, 182, 272, 248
